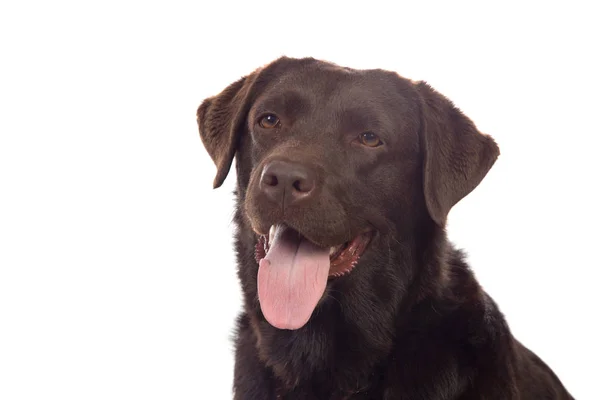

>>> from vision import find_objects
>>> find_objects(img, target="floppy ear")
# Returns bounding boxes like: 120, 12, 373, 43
416, 81, 500, 226
197, 73, 259, 188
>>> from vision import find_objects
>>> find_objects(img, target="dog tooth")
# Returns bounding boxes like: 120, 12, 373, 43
269, 225, 276, 243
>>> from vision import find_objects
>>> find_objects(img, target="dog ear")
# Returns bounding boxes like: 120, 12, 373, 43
416, 82, 500, 226
197, 73, 259, 188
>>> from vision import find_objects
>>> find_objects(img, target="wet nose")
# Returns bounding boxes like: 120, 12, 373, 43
260, 160, 316, 207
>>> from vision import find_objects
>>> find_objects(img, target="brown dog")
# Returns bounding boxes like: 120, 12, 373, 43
197, 57, 573, 399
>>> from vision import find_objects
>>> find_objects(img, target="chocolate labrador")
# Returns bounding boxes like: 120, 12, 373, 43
197, 57, 573, 399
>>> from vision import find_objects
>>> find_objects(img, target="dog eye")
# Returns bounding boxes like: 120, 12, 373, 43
258, 114, 281, 129
358, 132, 383, 147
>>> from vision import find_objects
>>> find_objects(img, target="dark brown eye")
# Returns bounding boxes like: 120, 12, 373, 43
358, 132, 382, 147
258, 114, 280, 129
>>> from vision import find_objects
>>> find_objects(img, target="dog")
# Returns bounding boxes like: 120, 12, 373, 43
197, 57, 573, 399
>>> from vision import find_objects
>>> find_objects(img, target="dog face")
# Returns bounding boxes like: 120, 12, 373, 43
197, 57, 499, 330
244, 61, 423, 246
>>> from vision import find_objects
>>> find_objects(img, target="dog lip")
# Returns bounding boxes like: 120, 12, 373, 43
328, 231, 373, 278
252, 226, 269, 236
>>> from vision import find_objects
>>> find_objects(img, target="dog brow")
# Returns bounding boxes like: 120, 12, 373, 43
337, 107, 384, 134
257, 90, 309, 118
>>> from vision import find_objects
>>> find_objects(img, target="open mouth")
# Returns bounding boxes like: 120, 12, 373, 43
254, 224, 373, 330
255, 225, 373, 278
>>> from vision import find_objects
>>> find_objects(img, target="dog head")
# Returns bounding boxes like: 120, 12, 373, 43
197, 57, 499, 330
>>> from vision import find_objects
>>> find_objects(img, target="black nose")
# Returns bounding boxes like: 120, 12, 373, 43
260, 160, 316, 207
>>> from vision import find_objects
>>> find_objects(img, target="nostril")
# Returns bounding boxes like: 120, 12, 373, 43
263, 174, 278, 187
293, 179, 312, 193
292, 180, 302, 192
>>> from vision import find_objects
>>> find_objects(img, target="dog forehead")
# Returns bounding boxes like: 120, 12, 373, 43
266, 63, 397, 101
254, 65, 412, 124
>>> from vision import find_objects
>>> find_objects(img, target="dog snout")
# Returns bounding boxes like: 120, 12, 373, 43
259, 160, 317, 208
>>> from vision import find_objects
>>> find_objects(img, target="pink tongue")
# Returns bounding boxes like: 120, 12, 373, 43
257, 225, 330, 330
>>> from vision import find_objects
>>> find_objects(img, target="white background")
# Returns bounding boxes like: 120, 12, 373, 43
1, 1, 598, 399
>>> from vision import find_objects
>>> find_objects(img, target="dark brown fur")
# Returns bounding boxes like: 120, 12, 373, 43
197, 57, 573, 399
